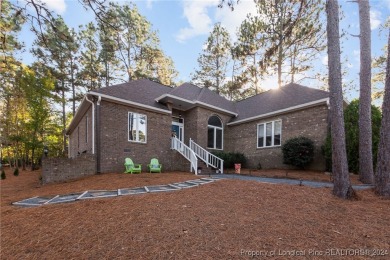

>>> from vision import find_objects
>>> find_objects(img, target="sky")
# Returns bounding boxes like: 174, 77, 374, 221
17, 0, 390, 102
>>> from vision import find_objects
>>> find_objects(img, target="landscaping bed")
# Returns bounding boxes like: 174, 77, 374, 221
1, 169, 389, 259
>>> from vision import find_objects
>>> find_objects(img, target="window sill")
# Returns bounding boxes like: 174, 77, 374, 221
207, 147, 224, 151
128, 141, 147, 144
256, 145, 281, 149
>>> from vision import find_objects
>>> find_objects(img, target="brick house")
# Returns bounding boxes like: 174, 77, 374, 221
66, 79, 330, 174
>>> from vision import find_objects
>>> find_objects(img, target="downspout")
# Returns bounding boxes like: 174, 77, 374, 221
67, 135, 70, 158
85, 95, 95, 154
96, 96, 102, 174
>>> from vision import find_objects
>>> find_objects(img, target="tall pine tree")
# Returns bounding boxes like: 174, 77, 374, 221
326, 0, 355, 199
375, 29, 390, 197
192, 23, 231, 94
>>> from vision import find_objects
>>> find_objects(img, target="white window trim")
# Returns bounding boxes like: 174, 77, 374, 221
257, 120, 282, 148
207, 116, 224, 150
128, 112, 147, 143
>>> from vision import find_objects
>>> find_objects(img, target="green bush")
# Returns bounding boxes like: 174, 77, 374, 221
282, 136, 315, 169
212, 151, 247, 169
322, 100, 382, 173
1, 169, 5, 180
13, 168, 19, 176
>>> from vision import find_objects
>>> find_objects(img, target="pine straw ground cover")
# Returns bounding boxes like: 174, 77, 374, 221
1, 169, 389, 259
228, 169, 362, 185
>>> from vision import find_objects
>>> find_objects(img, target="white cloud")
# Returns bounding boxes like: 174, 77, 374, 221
175, 0, 218, 43
40, 0, 67, 15
321, 55, 328, 66
146, 0, 153, 9
370, 9, 382, 30
215, 0, 257, 41
175, 0, 256, 43
352, 49, 360, 67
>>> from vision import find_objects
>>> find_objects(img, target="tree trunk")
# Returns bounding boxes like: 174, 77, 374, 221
326, 0, 356, 199
375, 29, 390, 197
71, 58, 76, 116
61, 81, 67, 155
358, 0, 374, 184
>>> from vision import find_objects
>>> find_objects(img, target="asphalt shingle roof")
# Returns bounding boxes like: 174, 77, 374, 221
231, 83, 329, 123
169, 83, 237, 114
91, 79, 329, 124
93, 79, 172, 111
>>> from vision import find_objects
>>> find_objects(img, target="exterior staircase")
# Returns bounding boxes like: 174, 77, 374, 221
196, 161, 221, 175
171, 137, 223, 175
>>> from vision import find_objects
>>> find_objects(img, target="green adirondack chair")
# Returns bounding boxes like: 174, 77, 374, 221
124, 158, 142, 174
147, 158, 162, 173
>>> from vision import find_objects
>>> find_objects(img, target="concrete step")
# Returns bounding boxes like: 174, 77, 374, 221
196, 161, 221, 175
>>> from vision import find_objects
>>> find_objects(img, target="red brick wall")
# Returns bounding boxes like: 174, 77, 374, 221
98, 101, 189, 173
42, 154, 96, 184
225, 105, 329, 171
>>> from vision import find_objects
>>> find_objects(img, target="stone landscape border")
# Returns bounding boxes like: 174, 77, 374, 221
13, 178, 219, 207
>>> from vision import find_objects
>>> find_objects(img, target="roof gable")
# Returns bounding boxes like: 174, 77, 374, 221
94, 79, 173, 112
167, 83, 237, 114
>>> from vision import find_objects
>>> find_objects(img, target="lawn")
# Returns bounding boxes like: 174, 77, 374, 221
1, 168, 389, 259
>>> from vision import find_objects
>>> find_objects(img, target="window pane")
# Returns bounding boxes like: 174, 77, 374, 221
129, 112, 147, 143
274, 121, 281, 146
208, 116, 222, 127
138, 115, 147, 142
207, 127, 214, 148
266, 122, 272, 146
129, 113, 135, 141
216, 129, 222, 149
257, 124, 264, 147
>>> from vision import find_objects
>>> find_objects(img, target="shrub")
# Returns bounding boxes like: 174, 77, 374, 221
13, 168, 19, 176
212, 151, 247, 169
322, 100, 382, 173
1, 169, 5, 180
282, 136, 315, 169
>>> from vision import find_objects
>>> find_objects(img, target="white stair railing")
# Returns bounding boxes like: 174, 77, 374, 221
190, 138, 224, 174
171, 137, 198, 174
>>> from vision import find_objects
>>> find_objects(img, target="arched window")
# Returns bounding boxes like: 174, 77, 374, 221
207, 115, 223, 149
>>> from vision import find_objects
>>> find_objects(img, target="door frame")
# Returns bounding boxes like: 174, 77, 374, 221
172, 117, 184, 142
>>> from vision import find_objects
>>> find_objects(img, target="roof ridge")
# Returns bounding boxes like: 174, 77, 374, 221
197, 87, 207, 101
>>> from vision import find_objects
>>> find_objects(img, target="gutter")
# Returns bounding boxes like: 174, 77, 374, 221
89, 91, 171, 115
96, 96, 101, 174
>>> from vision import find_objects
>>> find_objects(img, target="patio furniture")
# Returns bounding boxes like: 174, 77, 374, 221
147, 158, 162, 173
124, 158, 142, 174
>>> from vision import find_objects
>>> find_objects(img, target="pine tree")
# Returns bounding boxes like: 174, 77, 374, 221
358, 0, 374, 184
375, 29, 390, 197
78, 22, 104, 91
326, 0, 355, 199
234, 16, 265, 94
192, 23, 231, 94
32, 17, 79, 154
255, 0, 324, 87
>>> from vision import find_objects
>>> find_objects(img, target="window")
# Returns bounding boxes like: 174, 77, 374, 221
207, 115, 223, 149
257, 120, 282, 148
128, 112, 147, 143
